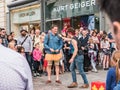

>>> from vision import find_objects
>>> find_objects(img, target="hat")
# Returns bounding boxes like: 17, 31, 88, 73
20, 29, 28, 33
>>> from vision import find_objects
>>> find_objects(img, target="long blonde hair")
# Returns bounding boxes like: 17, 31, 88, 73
111, 51, 120, 82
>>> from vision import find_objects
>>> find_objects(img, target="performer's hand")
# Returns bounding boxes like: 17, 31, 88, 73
69, 58, 74, 63
50, 48, 54, 52
55, 49, 59, 52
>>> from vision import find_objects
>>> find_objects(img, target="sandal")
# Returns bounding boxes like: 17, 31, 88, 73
56, 80, 62, 84
46, 80, 51, 84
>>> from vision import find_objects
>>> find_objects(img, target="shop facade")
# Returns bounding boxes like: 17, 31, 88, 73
7, 0, 41, 37
45, 0, 100, 31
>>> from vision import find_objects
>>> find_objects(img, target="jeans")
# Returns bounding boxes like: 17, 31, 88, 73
70, 55, 89, 84
25, 52, 32, 71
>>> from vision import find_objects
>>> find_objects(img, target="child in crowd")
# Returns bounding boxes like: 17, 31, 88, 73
106, 51, 120, 90
101, 35, 110, 70
33, 43, 42, 77
17, 46, 26, 57
88, 38, 98, 73
8, 41, 16, 51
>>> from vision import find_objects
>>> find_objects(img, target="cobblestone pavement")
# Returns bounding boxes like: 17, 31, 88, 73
33, 70, 107, 90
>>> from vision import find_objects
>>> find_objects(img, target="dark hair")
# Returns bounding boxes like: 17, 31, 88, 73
10, 32, 14, 35
99, 0, 120, 22
17, 46, 24, 53
67, 27, 75, 35
0, 28, 5, 31
92, 31, 97, 36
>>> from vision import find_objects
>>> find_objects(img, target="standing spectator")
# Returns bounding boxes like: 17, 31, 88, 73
80, 29, 90, 72
33, 43, 42, 77
0, 28, 8, 47
75, 29, 80, 39
10, 32, 17, 44
17, 29, 33, 70
7, 35, 13, 43
91, 31, 99, 64
88, 38, 98, 72
62, 24, 68, 33
101, 35, 110, 70
44, 25, 63, 84
33, 29, 41, 47
0, 44, 33, 90
108, 32, 116, 53
63, 40, 71, 72
29, 29, 35, 46
10, 32, 15, 39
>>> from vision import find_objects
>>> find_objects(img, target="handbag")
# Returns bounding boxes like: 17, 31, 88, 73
45, 53, 62, 61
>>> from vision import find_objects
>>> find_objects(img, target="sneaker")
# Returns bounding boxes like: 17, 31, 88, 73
67, 82, 78, 88
91, 69, 98, 73
36, 73, 40, 76
33, 73, 37, 77
80, 84, 89, 88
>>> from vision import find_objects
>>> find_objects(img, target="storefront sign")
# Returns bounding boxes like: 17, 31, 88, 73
46, 0, 99, 20
53, 0, 96, 12
13, 8, 41, 23
19, 11, 35, 17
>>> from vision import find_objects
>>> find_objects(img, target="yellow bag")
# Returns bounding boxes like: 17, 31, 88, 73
45, 53, 62, 61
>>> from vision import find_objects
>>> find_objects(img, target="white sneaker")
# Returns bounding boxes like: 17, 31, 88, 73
36, 73, 40, 76
91, 69, 98, 73
34, 73, 37, 77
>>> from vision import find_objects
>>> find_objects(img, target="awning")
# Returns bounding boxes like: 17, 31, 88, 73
7, 0, 38, 8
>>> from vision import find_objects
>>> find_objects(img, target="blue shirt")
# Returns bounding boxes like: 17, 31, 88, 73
114, 81, 120, 90
106, 67, 116, 90
44, 32, 63, 54
0, 44, 33, 90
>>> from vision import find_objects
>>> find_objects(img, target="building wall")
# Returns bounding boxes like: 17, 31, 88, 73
0, 0, 6, 28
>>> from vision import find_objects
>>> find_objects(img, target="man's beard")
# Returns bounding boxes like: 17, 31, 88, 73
21, 34, 26, 37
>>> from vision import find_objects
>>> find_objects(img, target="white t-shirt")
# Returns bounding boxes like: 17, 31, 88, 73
101, 40, 110, 49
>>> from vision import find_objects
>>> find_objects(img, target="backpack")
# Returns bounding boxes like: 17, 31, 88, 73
73, 36, 83, 55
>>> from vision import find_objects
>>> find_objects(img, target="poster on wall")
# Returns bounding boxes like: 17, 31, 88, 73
88, 15, 95, 30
